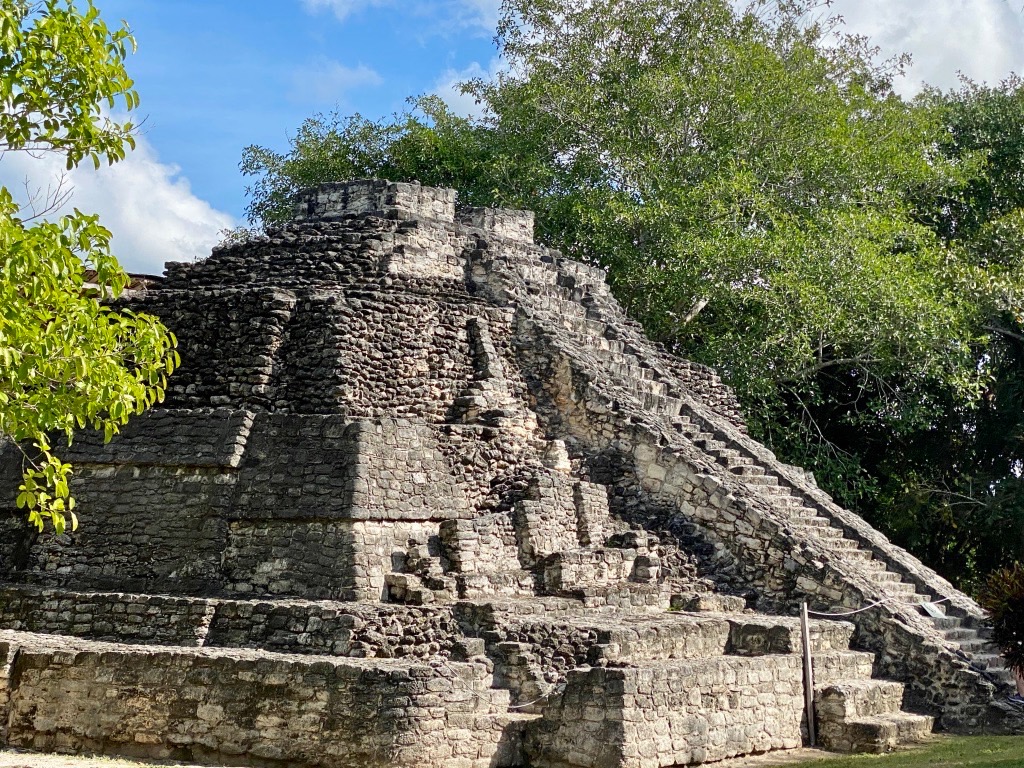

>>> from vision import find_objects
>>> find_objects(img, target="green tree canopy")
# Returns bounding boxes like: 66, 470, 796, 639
0, 0, 178, 534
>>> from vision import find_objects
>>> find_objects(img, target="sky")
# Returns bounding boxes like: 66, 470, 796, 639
2, 0, 1024, 274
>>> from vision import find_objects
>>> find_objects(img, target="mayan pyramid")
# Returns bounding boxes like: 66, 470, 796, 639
0, 180, 1018, 768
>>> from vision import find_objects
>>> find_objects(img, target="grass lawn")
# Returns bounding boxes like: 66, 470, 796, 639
786, 737, 1024, 768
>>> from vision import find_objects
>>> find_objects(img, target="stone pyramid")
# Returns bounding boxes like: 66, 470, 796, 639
0, 180, 1016, 768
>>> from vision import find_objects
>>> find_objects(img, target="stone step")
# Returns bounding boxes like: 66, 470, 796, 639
758, 485, 795, 497
943, 627, 979, 642
955, 638, 992, 653
724, 456, 757, 468
818, 711, 934, 754
793, 524, 843, 540
790, 515, 831, 528
741, 474, 780, 487
791, 504, 821, 516
858, 558, 886, 571
815, 679, 906, 718
812, 650, 876, 685
773, 496, 807, 509
839, 548, 875, 562
925, 613, 956, 628
867, 571, 903, 585
822, 537, 859, 551
731, 463, 765, 477
696, 438, 727, 452
970, 652, 1007, 671
879, 581, 920, 598
899, 591, 931, 604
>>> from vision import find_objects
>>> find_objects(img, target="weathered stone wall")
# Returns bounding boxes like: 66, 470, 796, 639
273, 294, 474, 418
221, 520, 358, 599
458, 207, 535, 243
0, 587, 466, 660
435, 425, 543, 519
0, 413, 477, 602
125, 289, 296, 411
0, 631, 518, 768
294, 179, 457, 224
0, 587, 214, 646
205, 600, 464, 659
61, 409, 254, 469
10, 463, 233, 594
528, 657, 805, 768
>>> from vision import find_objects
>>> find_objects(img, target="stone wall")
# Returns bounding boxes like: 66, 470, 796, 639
0, 587, 468, 660
0, 631, 519, 768
11, 463, 233, 594
0, 413, 478, 602
528, 657, 805, 768
127, 289, 296, 411
294, 179, 457, 224
0, 588, 214, 646
204, 600, 464, 659
458, 207, 535, 243
62, 409, 254, 469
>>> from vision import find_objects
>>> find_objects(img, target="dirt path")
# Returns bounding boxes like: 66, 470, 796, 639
0, 750, 206, 768
0, 746, 846, 768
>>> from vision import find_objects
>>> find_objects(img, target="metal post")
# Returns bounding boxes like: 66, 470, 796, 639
801, 601, 816, 747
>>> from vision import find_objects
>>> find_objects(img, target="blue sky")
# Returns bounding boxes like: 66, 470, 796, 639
96, 0, 500, 221
3, 0, 1024, 273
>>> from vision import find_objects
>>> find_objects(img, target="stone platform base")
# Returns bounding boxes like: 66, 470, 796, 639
0, 587, 936, 768
0, 631, 526, 768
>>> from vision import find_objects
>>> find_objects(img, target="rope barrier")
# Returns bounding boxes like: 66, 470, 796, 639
807, 595, 951, 618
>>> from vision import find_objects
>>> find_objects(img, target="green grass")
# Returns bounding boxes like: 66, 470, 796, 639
787, 737, 1024, 768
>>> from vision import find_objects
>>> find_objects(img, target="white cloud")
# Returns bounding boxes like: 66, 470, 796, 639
449, 0, 500, 31
300, 0, 499, 32
827, 0, 1024, 96
300, 0, 390, 22
291, 59, 384, 105
431, 57, 503, 117
0, 135, 236, 275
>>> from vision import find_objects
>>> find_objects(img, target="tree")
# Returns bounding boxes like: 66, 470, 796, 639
858, 77, 1024, 587
0, 0, 178, 534
240, 96, 525, 227
240, 0, 1023, 586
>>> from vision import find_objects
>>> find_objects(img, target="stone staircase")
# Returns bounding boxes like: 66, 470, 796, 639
816, 679, 934, 753
469, 234, 1011, 728
683, 419, 925, 603
466, 599, 934, 766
